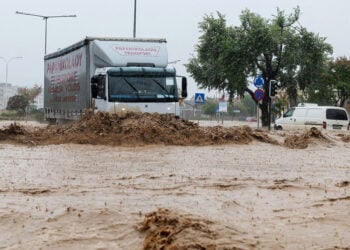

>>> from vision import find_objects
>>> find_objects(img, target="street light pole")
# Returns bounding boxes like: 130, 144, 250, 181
0, 56, 23, 83
15, 11, 77, 55
0, 56, 23, 109
133, 0, 137, 38
168, 60, 181, 64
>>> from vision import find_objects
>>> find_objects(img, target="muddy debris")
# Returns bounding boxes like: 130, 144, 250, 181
339, 134, 350, 142
139, 208, 257, 250
0, 111, 279, 146
335, 181, 350, 187
283, 127, 330, 149
0, 122, 27, 142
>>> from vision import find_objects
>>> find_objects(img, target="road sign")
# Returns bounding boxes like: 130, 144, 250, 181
194, 93, 205, 104
254, 88, 265, 102
219, 101, 227, 112
254, 76, 265, 88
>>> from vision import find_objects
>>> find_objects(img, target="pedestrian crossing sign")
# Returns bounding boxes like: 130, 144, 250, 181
195, 93, 205, 104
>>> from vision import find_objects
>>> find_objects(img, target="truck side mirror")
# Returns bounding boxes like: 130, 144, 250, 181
91, 76, 99, 98
91, 83, 98, 98
181, 77, 188, 98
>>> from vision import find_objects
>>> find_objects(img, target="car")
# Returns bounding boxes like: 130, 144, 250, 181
246, 116, 257, 122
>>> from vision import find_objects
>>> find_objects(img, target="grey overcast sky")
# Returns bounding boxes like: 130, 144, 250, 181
0, 0, 349, 97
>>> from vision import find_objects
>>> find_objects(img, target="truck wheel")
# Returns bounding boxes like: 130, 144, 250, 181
46, 118, 57, 125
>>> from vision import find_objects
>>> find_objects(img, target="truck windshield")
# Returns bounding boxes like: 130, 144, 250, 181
108, 75, 178, 102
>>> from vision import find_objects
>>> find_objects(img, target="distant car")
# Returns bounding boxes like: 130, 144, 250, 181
274, 105, 349, 131
246, 116, 257, 122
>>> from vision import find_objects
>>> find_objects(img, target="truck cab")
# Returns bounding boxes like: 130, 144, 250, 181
91, 67, 187, 116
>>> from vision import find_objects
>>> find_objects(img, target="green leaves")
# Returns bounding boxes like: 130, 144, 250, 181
186, 7, 333, 124
7, 95, 29, 113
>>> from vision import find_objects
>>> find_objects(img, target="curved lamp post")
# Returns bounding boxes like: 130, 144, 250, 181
0, 56, 23, 83
16, 11, 77, 55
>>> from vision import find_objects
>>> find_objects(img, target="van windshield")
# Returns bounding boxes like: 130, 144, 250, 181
326, 109, 348, 120
283, 108, 295, 118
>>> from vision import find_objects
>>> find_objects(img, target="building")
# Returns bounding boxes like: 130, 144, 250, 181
34, 92, 44, 109
0, 82, 18, 110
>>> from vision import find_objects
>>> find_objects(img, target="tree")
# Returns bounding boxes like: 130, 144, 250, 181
328, 57, 350, 106
17, 84, 42, 106
186, 13, 247, 102
7, 95, 29, 113
303, 68, 337, 106
186, 7, 332, 126
304, 57, 350, 106
201, 98, 218, 118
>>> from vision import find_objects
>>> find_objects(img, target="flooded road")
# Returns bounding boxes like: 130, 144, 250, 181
1, 139, 350, 249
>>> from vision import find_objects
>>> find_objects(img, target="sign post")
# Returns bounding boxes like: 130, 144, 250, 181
219, 101, 227, 124
254, 76, 265, 129
194, 93, 205, 124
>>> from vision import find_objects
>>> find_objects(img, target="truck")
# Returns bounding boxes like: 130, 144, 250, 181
44, 37, 187, 123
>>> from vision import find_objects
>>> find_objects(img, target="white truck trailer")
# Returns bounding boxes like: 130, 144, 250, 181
44, 37, 187, 123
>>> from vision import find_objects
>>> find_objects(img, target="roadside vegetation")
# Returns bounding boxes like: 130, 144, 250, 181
0, 84, 44, 122
186, 6, 350, 126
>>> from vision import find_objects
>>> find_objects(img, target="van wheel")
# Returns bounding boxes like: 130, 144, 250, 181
275, 125, 282, 130
310, 127, 319, 133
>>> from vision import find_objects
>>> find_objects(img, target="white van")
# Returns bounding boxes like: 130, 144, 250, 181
274, 105, 350, 131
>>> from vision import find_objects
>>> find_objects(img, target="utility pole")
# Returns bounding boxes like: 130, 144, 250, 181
133, 0, 137, 38
268, 80, 278, 130
16, 11, 77, 55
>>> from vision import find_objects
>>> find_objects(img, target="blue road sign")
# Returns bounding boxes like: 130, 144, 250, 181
194, 93, 205, 104
254, 88, 265, 101
254, 76, 265, 88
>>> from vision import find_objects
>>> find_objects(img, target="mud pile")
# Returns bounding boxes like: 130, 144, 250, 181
0, 111, 279, 146
284, 127, 330, 149
0, 122, 28, 142
340, 134, 350, 142
139, 208, 257, 249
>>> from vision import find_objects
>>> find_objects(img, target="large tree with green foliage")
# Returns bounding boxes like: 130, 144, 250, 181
186, 7, 333, 126
327, 57, 350, 106
304, 57, 350, 106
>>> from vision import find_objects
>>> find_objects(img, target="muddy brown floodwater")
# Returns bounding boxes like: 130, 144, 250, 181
1, 112, 350, 249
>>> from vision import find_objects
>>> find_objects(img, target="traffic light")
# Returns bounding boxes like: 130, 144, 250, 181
269, 80, 278, 97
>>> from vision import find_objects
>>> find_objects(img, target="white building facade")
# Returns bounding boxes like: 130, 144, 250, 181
0, 82, 18, 110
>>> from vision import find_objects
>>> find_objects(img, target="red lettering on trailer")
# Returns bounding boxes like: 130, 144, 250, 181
50, 95, 77, 103
62, 95, 77, 102
47, 53, 83, 74
65, 83, 80, 92
111, 45, 160, 57
50, 71, 78, 85
48, 85, 64, 93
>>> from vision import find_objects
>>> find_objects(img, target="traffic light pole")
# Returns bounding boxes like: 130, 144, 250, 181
268, 80, 272, 130
268, 95, 272, 131
268, 80, 278, 131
